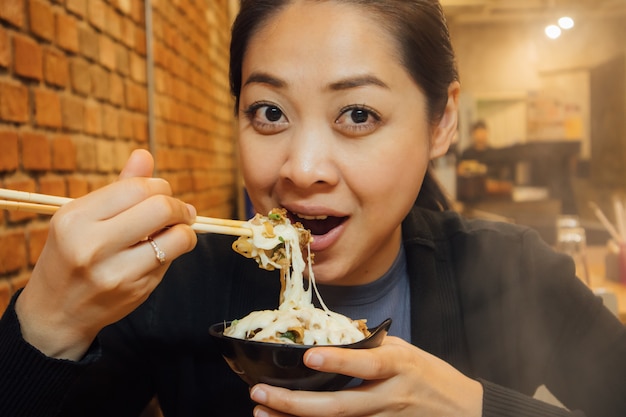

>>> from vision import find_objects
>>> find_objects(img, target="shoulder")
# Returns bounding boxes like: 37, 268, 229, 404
403, 207, 570, 280
403, 206, 536, 247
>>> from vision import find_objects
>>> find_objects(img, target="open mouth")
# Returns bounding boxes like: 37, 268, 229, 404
288, 212, 348, 236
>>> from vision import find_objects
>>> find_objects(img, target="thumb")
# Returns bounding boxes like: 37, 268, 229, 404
119, 149, 154, 179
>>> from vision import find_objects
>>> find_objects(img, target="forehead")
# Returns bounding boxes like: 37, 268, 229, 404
242, 1, 406, 84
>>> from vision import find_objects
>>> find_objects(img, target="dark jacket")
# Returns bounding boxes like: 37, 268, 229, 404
1, 207, 625, 416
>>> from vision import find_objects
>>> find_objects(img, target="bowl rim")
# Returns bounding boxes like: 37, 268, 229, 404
209, 318, 392, 349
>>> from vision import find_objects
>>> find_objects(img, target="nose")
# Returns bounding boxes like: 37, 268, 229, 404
279, 124, 339, 189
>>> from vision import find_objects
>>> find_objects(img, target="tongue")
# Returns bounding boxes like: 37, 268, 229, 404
297, 216, 345, 236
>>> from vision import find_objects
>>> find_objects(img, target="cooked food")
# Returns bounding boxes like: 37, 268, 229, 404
226, 208, 369, 345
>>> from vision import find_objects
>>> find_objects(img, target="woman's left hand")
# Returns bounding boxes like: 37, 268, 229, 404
249, 336, 483, 417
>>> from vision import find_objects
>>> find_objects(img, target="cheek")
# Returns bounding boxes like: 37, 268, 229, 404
356, 146, 430, 206
239, 144, 279, 208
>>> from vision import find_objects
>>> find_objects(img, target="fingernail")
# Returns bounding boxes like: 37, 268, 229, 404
306, 352, 324, 368
250, 386, 267, 403
186, 204, 197, 219
254, 408, 270, 417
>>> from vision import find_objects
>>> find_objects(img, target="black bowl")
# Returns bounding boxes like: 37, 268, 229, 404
209, 318, 391, 391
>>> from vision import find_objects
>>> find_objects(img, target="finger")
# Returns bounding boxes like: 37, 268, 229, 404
132, 224, 198, 272
303, 340, 408, 381
89, 224, 198, 296
97, 193, 196, 249
253, 405, 295, 417
57, 177, 175, 227
118, 149, 154, 179
250, 384, 382, 417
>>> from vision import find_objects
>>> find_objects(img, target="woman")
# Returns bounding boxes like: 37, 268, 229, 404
1, 1, 625, 416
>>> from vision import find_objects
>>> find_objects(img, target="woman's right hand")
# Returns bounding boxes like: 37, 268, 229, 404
15, 150, 198, 360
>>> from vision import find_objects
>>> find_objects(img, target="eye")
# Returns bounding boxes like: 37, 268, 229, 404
242, 102, 289, 134
335, 105, 381, 136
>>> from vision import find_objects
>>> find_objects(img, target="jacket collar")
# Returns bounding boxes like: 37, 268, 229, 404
401, 206, 471, 372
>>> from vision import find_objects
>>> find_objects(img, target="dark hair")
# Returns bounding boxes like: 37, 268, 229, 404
230, 0, 458, 211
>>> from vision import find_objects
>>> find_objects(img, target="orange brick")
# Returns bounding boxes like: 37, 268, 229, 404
55, 12, 79, 53
90, 64, 109, 101
67, 175, 89, 198
110, 0, 131, 15
0, 81, 29, 123
128, 0, 142, 24
113, 141, 133, 171
109, 72, 124, 106
87, 0, 106, 31
61, 95, 85, 132
0, 131, 19, 172
10, 274, 30, 293
38, 175, 66, 199
125, 80, 147, 112
130, 53, 146, 84
102, 105, 119, 138
99, 34, 116, 71
134, 26, 146, 56
13, 34, 43, 80
84, 101, 102, 135
154, 120, 166, 145
27, 226, 49, 266
0, 25, 9, 68
69, 57, 91, 96
43, 47, 68, 87
116, 43, 129, 76
152, 40, 166, 69
119, 111, 133, 139
166, 123, 183, 146
0, 0, 26, 28
4, 184, 36, 221
74, 135, 97, 170
66, 0, 86, 18
88, 176, 110, 192
132, 114, 147, 143
153, 67, 166, 94
106, 5, 121, 41
51, 134, 77, 171
34, 88, 62, 128
21, 131, 51, 171
78, 25, 98, 61
0, 280, 11, 315
95, 139, 114, 172
0, 230, 27, 274
119, 16, 135, 49
0, 280, 12, 316
29, 0, 55, 41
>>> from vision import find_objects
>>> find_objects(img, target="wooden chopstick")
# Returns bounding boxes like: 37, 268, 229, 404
0, 188, 252, 237
0, 187, 72, 206
0, 200, 59, 215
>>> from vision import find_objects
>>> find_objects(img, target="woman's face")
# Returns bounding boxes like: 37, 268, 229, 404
238, 1, 455, 285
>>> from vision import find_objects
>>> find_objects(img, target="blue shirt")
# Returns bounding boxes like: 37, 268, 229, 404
314, 245, 411, 342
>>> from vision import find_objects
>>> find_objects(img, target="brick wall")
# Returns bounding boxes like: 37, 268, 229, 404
0, 0, 238, 313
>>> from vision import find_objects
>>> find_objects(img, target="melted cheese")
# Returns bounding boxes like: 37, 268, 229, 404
225, 209, 368, 345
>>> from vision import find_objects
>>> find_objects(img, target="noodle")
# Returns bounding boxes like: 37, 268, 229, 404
225, 208, 369, 345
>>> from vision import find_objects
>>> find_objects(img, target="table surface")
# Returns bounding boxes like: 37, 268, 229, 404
584, 246, 626, 323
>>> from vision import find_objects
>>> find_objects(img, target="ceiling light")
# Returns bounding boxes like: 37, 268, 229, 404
545, 24, 562, 39
558, 16, 574, 30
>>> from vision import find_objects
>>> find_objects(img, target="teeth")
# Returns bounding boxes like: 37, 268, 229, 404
295, 213, 328, 220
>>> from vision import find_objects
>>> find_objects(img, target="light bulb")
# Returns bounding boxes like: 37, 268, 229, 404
558, 16, 574, 30
545, 24, 561, 39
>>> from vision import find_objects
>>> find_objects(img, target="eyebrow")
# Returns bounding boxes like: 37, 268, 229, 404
243, 72, 286, 88
327, 75, 389, 91
243, 72, 389, 92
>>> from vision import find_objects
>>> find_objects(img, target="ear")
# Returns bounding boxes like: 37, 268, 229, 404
429, 81, 460, 159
